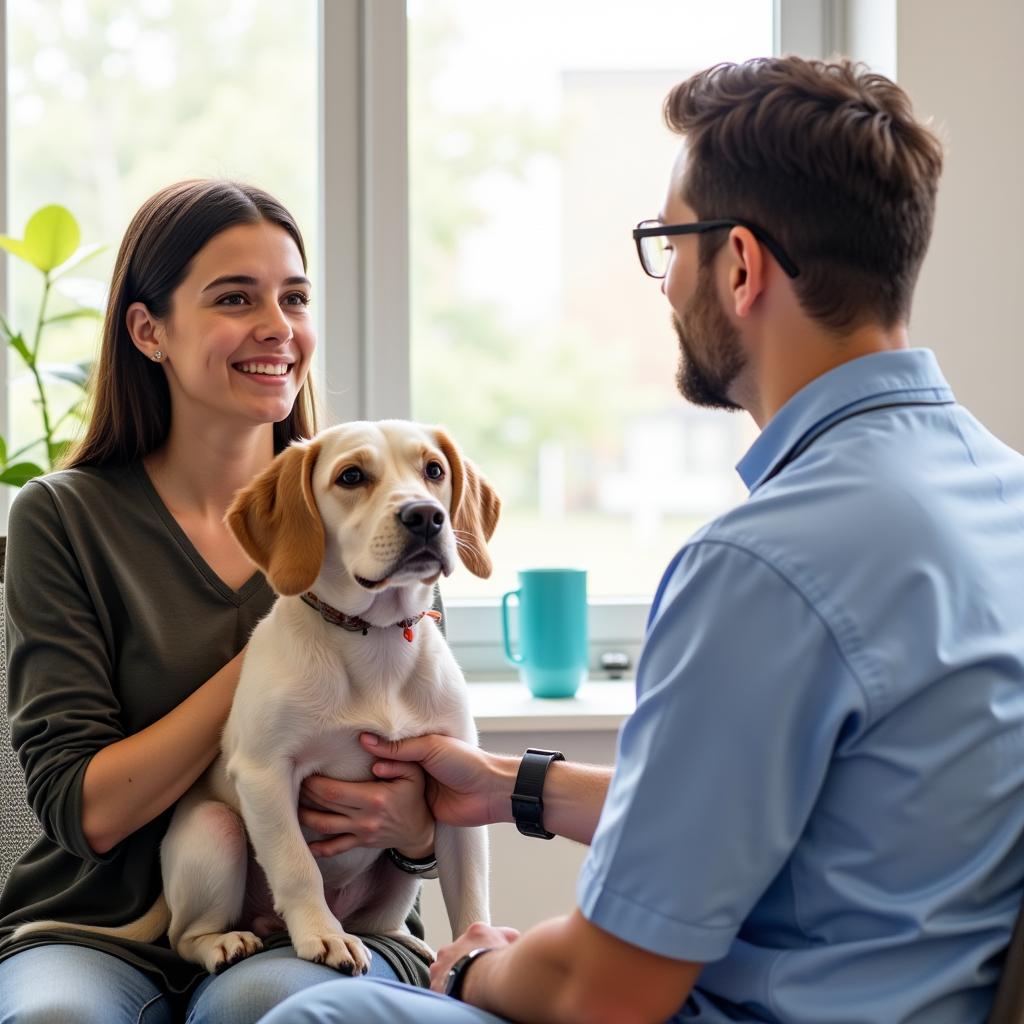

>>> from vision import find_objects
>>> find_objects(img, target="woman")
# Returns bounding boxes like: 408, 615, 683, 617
0, 180, 435, 1023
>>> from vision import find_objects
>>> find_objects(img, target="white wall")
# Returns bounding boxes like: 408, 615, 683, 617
898, 0, 1024, 452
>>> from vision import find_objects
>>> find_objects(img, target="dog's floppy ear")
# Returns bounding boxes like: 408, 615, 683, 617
434, 427, 501, 579
226, 439, 324, 596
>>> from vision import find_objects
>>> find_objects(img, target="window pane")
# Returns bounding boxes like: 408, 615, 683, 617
408, 0, 772, 599
7, 0, 317, 467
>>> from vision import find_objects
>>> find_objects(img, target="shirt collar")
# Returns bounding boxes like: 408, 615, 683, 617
736, 348, 955, 494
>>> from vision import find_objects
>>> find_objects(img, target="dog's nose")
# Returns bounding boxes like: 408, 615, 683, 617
398, 501, 446, 541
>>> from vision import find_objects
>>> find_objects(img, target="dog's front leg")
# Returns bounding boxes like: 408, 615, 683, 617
436, 820, 490, 937
229, 755, 372, 974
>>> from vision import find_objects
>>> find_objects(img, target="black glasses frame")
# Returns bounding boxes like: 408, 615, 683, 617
632, 218, 800, 280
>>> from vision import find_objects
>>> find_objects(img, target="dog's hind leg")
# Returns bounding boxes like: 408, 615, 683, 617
162, 790, 263, 974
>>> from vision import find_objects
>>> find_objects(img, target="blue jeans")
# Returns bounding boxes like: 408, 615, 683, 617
0, 943, 398, 1024
257, 978, 511, 1024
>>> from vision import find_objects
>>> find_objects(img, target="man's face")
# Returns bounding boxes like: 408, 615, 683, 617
661, 149, 745, 411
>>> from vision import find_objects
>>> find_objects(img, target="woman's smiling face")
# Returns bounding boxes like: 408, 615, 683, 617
151, 220, 315, 431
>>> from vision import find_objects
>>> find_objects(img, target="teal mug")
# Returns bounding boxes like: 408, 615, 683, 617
501, 568, 588, 698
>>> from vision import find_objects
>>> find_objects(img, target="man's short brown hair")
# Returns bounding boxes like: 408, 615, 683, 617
665, 57, 944, 331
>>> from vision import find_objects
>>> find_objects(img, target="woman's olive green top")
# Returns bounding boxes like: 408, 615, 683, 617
0, 463, 429, 998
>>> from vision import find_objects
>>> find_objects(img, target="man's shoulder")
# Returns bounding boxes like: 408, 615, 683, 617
707, 431, 966, 561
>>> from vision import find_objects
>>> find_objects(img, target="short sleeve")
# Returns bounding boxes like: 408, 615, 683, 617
5, 480, 121, 863
577, 539, 866, 962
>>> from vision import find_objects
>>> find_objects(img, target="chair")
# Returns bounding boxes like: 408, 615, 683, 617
1, 564, 43, 894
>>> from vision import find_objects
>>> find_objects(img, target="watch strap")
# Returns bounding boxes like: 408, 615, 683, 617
511, 748, 565, 839
445, 946, 493, 1001
386, 846, 438, 875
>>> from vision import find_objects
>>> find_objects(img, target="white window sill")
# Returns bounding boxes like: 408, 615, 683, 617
468, 680, 635, 733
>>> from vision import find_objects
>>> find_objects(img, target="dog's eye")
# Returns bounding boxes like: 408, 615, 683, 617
425, 461, 445, 481
336, 466, 365, 487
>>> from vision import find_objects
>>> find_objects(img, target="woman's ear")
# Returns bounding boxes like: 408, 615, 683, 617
125, 301, 166, 361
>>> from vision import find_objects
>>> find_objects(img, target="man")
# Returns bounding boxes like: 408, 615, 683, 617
260, 56, 1024, 1023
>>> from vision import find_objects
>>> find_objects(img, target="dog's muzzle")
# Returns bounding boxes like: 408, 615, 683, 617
398, 501, 446, 541
353, 502, 452, 589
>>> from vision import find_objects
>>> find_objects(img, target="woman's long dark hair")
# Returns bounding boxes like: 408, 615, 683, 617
63, 179, 319, 468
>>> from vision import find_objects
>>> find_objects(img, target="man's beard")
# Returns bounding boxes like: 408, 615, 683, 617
673, 266, 745, 411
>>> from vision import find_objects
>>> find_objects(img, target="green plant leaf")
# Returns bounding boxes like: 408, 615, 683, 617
21, 205, 80, 272
45, 307, 104, 326
0, 462, 45, 487
0, 434, 7, 467
8, 333, 32, 367
41, 361, 92, 388
48, 440, 72, 465
0, 235, 31, 263
51, 242, 106, 281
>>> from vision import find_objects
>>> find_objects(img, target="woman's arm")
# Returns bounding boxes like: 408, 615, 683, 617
80, 648, 245, 855
361, 733, 612, 846
6, 478, 253, 860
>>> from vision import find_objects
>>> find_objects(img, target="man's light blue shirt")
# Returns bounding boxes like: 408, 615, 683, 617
577, 348, 1024, 1023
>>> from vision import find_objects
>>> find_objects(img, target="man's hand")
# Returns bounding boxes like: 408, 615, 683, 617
427, 921, 521, 994
360, 732, 518, 828
299, 759, 435, 859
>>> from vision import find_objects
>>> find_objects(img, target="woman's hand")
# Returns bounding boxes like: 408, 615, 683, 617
298, 760, 435, 860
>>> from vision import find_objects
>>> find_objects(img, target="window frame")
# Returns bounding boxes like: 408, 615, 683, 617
0, 0, 842, 676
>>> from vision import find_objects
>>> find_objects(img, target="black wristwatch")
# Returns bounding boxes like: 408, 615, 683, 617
386, 846, 437, 875
444, 946, 493, 1001
511, 748, 565, 839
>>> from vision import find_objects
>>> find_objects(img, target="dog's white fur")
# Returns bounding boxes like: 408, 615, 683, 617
16, 420, 498, 975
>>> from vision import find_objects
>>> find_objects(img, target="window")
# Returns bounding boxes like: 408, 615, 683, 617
1, 0, 838, 673
407, 0, 771, 601
6, 0, 317, 467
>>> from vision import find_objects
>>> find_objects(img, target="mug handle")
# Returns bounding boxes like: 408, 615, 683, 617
501, 589, 523, 665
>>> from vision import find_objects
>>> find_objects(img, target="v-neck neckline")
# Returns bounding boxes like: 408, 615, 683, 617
133, 462, 265, 606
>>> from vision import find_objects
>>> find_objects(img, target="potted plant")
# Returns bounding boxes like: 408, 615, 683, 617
0, 204, 104, 573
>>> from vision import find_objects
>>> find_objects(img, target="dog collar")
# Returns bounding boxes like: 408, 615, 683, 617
300, 592, 442, 642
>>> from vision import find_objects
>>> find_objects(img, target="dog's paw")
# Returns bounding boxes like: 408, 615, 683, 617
183, 930, 264, 974
294, 931, 372, 975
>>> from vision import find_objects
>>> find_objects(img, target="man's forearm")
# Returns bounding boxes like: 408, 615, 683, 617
536, 760, 611, 845
487, 756, 611, 845
451, 911, 701, 1024
459, 913, 672, 1024
461, 916, 590, 1023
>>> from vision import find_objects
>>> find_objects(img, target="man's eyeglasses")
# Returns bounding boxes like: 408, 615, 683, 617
632, 218, 800, 280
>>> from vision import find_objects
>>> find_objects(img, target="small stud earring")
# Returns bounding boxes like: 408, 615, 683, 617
151, 350, 163, 362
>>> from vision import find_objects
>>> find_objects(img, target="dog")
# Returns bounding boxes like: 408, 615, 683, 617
16, 420, 498, 976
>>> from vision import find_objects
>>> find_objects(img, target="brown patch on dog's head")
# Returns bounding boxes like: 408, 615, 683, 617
434, 427, 501, 579
226, 439, 324, 595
